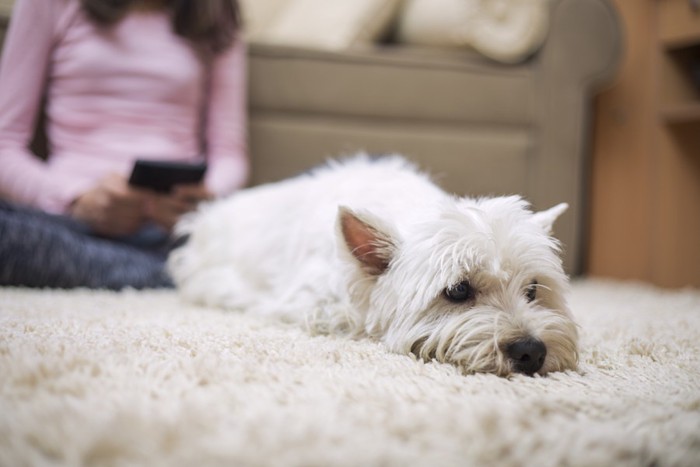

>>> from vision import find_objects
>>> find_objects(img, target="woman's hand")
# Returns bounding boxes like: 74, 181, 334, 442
145, 183, 213, 232
69, 174, 148, 237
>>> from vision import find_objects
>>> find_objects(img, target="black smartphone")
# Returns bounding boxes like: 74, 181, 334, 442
128, 159, 207, 193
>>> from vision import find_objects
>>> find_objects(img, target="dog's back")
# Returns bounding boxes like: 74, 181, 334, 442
168, 155, 448, 316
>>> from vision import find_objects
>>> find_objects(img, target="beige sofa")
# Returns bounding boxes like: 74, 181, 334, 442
246, 0, 622, 274
0, 0, 621, 274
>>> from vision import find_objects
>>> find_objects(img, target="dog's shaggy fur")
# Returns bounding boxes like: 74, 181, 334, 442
169, 156, 578, 376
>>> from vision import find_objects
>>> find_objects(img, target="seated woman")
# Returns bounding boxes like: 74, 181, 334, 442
0, 0, 248, 289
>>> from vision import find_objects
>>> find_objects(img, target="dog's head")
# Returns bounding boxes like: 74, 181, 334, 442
338, 196, 578, 377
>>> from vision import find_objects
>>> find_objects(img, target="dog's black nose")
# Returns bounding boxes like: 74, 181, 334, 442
507, 338, 547, 375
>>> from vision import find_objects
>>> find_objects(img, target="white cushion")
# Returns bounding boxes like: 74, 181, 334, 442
395, 0, 550, 63
240, 0, 402, 50
239, 0, 288, 41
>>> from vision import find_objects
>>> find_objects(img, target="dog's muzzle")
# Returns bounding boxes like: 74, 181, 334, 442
506, 338, 547, 375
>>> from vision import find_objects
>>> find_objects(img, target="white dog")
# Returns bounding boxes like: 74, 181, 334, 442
168, 155, 578, 376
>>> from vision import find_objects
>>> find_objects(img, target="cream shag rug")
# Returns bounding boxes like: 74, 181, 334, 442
1, 279, 699, 466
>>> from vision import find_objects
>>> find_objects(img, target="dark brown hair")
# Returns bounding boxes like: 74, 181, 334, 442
80, 0, 241, 54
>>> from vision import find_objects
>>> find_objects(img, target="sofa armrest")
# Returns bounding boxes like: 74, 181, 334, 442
539, 0, 622, 90
531, 0, 622, 273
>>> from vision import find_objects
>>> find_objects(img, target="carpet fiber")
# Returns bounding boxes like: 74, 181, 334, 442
1, 279, 699, 466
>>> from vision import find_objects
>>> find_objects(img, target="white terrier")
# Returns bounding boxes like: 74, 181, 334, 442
169, 155, 578, 376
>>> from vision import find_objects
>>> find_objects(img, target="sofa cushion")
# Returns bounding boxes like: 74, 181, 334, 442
249, 115, 532, 198
0, 0, 12, 17
241, 0, 402, 50
248, 43, 535, 196
249, 44, 534, 125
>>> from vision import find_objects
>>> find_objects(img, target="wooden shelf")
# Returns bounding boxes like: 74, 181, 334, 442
661, 101, 700, 122
588, 0, 700, 288
659, 0, 700, 47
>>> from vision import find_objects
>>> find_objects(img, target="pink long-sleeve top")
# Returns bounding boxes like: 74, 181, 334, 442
0, 0, 249, 214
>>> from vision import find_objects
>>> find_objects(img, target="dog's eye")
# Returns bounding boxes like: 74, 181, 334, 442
526, 280, 538, 303
444, 280, 476, 303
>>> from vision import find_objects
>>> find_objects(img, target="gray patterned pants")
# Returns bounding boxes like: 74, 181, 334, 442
0, 201, 174, 290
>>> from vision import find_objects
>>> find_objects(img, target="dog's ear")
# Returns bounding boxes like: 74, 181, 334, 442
338, 207, 396, 275
532, 203, 568, 234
